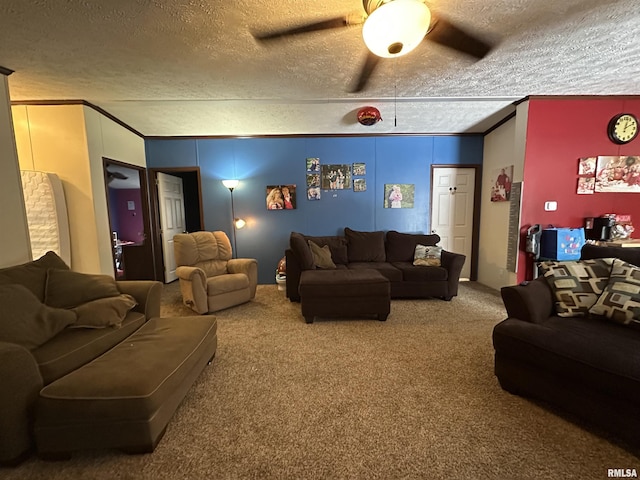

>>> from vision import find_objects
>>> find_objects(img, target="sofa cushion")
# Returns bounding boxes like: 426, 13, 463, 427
290, 232, 315, 270
391, 262, 449, 282
0, 251, 69, 302
581, 244, 640, 268
45, 269, 121, 309
32, 312, 146, 385
0, 284, 76, 350
304, 235, 349, 265
308, 241, 336, 269
385, 230, 440, 262
71, 294, 138, 329
590, 259, 640, 326
345, 228, 386, 262
347, 262, 403, 282
539, 258, 614, 317
413, 244, 442, 266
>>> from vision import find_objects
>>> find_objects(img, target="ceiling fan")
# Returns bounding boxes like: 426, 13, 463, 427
253, 0, 495, 92
106, 170, 128, 183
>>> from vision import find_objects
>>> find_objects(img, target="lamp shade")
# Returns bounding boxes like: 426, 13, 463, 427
234, 218, 246, 229
222, 179, 239, 190
362, 0, 431, 58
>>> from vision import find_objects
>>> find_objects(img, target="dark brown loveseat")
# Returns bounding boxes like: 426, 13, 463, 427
286, 228, 466, 302
493, 244, 640, 451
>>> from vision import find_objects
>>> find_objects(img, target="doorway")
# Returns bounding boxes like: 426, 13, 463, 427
430, 166, 481, 280
149, 168, 204, 283
103, 158, 155, 280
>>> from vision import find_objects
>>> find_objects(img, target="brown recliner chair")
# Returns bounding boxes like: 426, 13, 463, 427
173, 231, 257, 314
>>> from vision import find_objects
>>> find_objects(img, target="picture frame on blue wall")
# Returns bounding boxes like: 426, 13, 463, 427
384, 184, 414, 208
307, 187, 321, 200
306, 173, 320, 188
321, 164, 352, 190
353, 163, 366, 176
306, 157, 320, 172
354, 179, 366, 192
266, 185, 297, 210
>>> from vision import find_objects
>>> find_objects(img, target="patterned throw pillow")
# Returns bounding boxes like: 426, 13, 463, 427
589, 259, 640, 325
539, 258, 614, 317
413, 245, 442, 267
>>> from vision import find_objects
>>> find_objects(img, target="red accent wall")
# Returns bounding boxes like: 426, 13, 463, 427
518, 96, 640, 282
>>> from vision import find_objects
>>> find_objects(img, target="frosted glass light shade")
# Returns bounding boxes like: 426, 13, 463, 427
234, 218, 246, 229
222, 179, 239, 190
362, 0, 431, 58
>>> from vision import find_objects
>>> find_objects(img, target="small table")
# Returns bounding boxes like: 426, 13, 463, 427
299, 269, 391, 323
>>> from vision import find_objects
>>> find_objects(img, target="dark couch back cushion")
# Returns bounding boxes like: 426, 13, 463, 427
581, 244, 640, 267
385, 230, 441, 262
345, 228, 386, 262
304, 235, 348, 265
0, 251, 69, 302
290, 232, 315, 270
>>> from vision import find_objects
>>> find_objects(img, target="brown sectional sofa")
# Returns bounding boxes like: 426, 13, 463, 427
0, 252, 217, 464
286, 228, 466, 303
493, 244, 640, 452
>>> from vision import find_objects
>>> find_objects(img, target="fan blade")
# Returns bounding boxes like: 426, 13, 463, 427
349, 52, 380, 93
253, 14, 365, 41
426, 15, 494, 60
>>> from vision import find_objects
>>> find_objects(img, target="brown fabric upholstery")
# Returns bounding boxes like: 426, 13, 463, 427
44, 269, 121, 308
391, 262, 449, 282
0, 251, 69, 302
305, 235, 349, 265
290, 232, 315, 270
348, 262, 404, 282
345, 228, 386, 262
385, 230, 441, 262
35, 316, 218, 455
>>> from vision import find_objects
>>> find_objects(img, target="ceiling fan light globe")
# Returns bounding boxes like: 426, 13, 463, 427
362, 0, 431, 58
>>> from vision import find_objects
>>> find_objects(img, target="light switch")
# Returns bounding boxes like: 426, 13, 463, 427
544, 201, 557, 211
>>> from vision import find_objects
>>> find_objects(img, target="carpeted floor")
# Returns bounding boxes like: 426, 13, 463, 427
5, 282, 638, 479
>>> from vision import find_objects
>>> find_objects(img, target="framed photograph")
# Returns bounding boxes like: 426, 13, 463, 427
490, 165, 513, 202
384, 184, 414, 208
306, 157, 320, 172
353, 163, 366, 176
577, 177, 595, 194
306, 173, 320, 188
595, 156, 640, 192
321, 164, 352, 190
354, 179, 366, 192
266, 185, 297, 210
307, 187, 321, 200
578, 157, 597, 176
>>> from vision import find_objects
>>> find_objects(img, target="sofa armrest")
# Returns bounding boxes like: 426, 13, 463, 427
116, 280, 163, 320
285, 248, 302, 302
500, 277, 554, 324
0, 341, 43, 465
228, 258, 258, 298
175, 266, 208, 314
440, 250, 466, 298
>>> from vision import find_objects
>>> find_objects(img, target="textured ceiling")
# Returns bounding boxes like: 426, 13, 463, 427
1, 0, 639, 136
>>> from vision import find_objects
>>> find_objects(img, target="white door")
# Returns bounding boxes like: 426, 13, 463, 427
431, 167, 475, 279
157, 172, 186, 283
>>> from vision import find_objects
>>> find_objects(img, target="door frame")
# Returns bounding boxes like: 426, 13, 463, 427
102, 157, 156, 280
429, 164, 482, 281
148, 167, 204, 282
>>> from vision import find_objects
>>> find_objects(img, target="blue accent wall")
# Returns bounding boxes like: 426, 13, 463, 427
146, 136, 483, 284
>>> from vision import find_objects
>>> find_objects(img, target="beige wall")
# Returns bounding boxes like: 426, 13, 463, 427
0, 75, 31, 268
11, 104, 146, 275
477, 102, 529, 290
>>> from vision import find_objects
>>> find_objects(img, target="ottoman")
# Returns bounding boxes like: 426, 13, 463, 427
299, 269, 391, 323
34, 316, 217, 458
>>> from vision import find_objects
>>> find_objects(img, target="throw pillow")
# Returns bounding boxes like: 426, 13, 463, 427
413, 244, 443, 266
386, 230, 441, 262
71, 294, 138, 329
290, 232, 315, 270
589, 259, 640, 325
0, 251, 70, 302
308, 241, 336, 269
45, 269, 121, 309
539, 258, 614, 317
344, 228, 386, 262
0, 284, 76, 349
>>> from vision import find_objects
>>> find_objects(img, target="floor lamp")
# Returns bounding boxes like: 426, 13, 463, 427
222, 180, 245, 258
